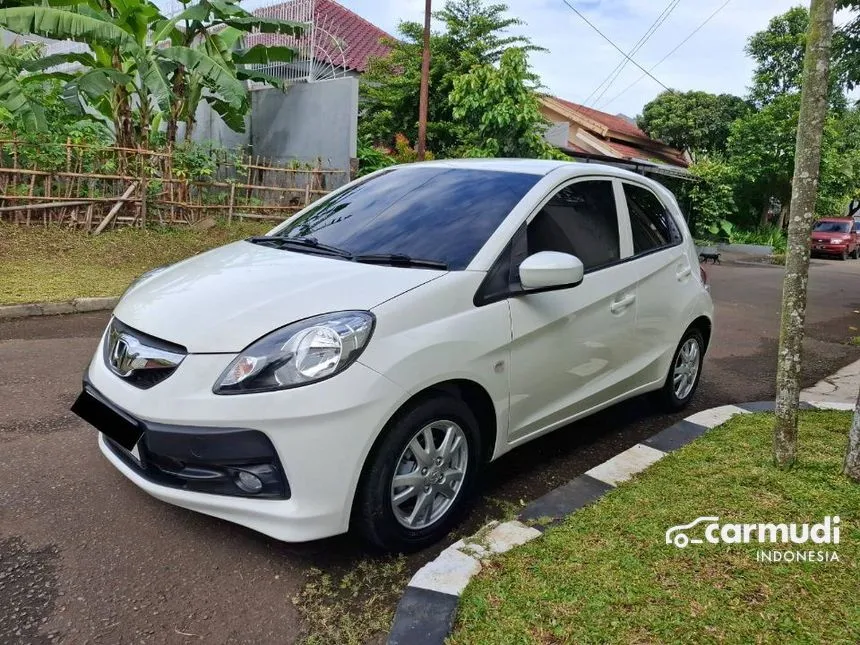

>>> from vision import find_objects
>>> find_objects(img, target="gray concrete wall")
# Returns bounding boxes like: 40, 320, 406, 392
250, 77, 358, 168
192, 76, 358, 175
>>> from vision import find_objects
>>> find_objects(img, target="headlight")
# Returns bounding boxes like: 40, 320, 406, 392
213, 311, 375, 394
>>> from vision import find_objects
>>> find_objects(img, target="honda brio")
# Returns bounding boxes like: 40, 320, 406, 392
72, 160, 714, 551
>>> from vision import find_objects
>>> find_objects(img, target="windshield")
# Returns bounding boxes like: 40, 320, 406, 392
272, 167, 541, 270
813, 221, 851, 233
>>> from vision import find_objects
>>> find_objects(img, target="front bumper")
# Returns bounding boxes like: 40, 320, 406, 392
85, 341, 407, 542
811, 242, 849, 255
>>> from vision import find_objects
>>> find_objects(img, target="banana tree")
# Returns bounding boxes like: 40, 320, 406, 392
0, 0, 302, 148
155, 0, 302, 144
0, 42, 49, 130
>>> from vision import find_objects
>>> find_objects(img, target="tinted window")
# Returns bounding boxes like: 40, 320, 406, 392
813, 220, 851, 233
274, 167, 540, 270
526, 180, 620, 271
624, 184, 682, 254
854, 221, 860, 232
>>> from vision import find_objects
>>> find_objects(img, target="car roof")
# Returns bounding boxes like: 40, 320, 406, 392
389, 158, 651, 180
819, 217, 852, 222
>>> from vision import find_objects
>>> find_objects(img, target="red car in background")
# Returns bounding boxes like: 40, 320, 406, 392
811, 218, 859, 260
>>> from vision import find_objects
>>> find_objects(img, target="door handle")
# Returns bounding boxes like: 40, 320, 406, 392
676, 265, 693, 280
610, 293, 636, 314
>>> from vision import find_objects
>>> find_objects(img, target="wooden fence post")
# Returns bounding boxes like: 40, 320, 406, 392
228, 182, 236, 223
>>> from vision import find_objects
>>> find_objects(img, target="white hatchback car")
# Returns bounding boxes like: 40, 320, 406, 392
72, 160, 713, 551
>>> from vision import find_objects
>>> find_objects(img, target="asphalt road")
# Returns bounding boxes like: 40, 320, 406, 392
3, 256, 860, 644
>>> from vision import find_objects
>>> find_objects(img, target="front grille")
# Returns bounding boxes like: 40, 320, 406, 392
103, 318, 187, 389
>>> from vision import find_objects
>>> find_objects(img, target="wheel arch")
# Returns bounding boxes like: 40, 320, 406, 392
688, 315, 713, 352
349, 378, 498, 523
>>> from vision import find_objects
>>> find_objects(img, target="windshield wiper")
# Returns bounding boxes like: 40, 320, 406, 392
353, 254, 448, 270
246, 236, 353, 258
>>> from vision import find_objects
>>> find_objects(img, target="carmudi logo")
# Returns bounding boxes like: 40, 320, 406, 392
665, 516, 842, 563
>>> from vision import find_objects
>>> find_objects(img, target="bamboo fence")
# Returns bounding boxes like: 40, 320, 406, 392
0, 139, 350, 231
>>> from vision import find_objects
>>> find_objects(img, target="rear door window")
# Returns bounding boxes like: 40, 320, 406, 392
624, 184, 682, 255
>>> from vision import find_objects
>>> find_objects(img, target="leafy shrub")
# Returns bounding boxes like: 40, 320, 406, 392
356, 134, 434, 177
705, 219, 787, 252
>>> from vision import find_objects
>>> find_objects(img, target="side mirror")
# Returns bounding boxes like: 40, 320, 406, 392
519, 251, 585, 291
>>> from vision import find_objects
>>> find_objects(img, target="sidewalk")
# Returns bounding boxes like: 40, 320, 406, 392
801, 357, 860, 405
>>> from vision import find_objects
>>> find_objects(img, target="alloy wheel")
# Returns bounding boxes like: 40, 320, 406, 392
390, 420, 469, 530
673, 338, 700, 401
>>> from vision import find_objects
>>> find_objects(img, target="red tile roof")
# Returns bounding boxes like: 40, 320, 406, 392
603, 139, 688, 167
542, 95, 688, 167
250, 0, 393, 73
552, 97, 647, 139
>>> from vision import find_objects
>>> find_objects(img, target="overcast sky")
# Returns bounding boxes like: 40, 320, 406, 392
158, 0, 826, 118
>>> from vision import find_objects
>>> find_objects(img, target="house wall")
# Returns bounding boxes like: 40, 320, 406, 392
192, 76, 358, 181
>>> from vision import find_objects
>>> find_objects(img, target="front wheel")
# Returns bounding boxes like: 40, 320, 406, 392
656, 328, 705, 412
354, 395, 481, 552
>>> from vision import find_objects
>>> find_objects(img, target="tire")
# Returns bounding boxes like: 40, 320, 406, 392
841, 250, 849, 261
655, 328, 705, 412
853, 247, 859, 260
353, 395, 482, 552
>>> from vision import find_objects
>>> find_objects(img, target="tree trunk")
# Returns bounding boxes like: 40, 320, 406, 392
777, 200, 790, 230
773, 0, 836, 469
112, 48, 135, 149
760, 199, 770, 227
846, 387, 860, 481
166, 69, 186, 147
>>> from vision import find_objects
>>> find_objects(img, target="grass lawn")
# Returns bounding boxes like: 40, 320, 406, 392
0, 221, 269, 305
452, 411, 859, 644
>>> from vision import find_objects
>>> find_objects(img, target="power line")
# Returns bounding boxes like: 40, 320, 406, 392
560, 0, 672, 93
588, 0, 682, 108
598, 0, 733, 111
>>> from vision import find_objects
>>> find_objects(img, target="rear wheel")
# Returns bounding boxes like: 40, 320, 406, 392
656, 328, 705, 412
354, 395, 481, 552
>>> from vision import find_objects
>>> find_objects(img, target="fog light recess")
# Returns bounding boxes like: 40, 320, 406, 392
235, 470, 264, 493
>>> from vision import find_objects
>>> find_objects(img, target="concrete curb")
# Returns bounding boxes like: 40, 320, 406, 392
0, 297, 118, 320
386, 400, 853, 645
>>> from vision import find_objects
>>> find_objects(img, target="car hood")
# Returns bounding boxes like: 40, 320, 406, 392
114, 241, 445, 352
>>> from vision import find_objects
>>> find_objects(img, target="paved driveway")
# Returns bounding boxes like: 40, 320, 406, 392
3, 256, 860, 644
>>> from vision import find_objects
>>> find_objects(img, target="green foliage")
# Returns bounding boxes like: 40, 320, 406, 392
171, 141, 217, 181
704, 219, 787, 252
746, 6, 848, 108
356, 133, 435, 176
686, 158, 738, 233
638, 91, 751, 158
359, 0, 543, 156
356, 139, 395, 177
0, 0, 303, 148
449, 48, 561, 159
726, 93, 800, 220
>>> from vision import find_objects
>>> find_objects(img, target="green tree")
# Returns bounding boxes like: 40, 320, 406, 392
0, 40, 49, 131
746, 5, 847, 108
449, 48, 560, 159
727, 94, 799, 225
638, 91, 751, 159
360, 0, 542, 155
0, 0, 301, 148
686, 158, 739, 233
